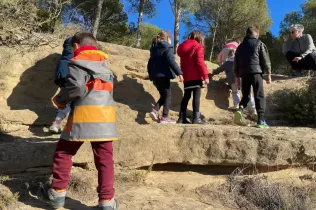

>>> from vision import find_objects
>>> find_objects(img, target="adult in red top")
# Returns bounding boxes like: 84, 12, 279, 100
177, 30, 209, 124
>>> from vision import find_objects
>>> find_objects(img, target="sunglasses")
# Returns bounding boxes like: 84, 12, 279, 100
290, 31, 296, 34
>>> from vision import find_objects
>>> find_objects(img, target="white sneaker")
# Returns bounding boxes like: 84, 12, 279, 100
49, 122, 62, 134
149, 109, 159, 122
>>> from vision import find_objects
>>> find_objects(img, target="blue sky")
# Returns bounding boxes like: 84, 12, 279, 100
123, 0, 306, 39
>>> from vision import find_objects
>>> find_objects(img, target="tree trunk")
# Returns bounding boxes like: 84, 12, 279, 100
210, 23, 218, 61
174, 4, 181, 54
92, 0, 104, 38
210, 0, 224, 61
136, 0, 145, 48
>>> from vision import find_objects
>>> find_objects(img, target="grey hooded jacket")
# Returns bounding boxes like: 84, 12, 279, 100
283, 34, 316, 58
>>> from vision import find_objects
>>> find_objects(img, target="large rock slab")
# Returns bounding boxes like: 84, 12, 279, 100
0, 135, 94, 173
115, 125, 316, 168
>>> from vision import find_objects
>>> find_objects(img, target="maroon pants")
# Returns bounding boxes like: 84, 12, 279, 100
51, 140, 115, 201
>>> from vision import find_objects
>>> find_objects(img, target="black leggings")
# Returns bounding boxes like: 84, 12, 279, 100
240, 74, 265, 121
153, 78, 171, 117
180, 88, 201, 113
286, 51, 316, 71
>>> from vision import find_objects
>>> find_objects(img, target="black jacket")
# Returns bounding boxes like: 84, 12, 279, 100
147, 41, 182, 80
234, 35, 271, 77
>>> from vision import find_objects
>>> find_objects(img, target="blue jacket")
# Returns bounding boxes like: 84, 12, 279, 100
147, 41, 182, 80
54, 37, 73, 87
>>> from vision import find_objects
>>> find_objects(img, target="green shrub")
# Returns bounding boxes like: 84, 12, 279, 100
271, 79, 316, 126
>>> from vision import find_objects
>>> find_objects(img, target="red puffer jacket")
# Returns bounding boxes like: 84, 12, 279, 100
177, 40, 209, 83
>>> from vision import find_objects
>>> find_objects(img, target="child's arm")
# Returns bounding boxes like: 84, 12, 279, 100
195, 46, 209, 81
53, 63, 87, 108
212, 63, 225, 76
165, 48, 183, 76
147, 57, 153, 81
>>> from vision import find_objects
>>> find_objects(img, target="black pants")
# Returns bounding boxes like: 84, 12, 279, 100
286, 51, 316, 71
180, 88, 201, 113
153, 78, 171, 117
240, 74, 265, 121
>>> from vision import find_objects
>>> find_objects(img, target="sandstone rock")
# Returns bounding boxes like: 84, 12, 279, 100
0, 136, 94, 173
0, 42, 315, 173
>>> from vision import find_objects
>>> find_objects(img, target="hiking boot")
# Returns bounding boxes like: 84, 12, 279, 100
49, 122, 62, 134
192, 112, 208, 124
149, 109, 159, 122
160, 117, 176, 124
177, 112, 191, 124
234, 109, 244, 125
38, 183, 66, 209
99, 199, 119, 210
257, 120, 269, 129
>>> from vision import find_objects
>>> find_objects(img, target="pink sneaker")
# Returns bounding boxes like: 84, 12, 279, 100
160, 117, 176, 124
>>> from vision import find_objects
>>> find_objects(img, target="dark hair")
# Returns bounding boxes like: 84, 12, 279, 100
71, 32, 97, 47
246, 26, 260, 36
188, 30, 204, 46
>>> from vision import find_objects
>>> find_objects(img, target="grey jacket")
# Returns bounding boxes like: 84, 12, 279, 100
283, 34, 316, 57
53, 50, 117, 142
212, 57, 235, 85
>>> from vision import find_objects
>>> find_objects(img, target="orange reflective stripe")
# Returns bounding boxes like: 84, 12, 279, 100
71, 138, 118, 142
73, 106, 116, 123
86, 79, 113, 91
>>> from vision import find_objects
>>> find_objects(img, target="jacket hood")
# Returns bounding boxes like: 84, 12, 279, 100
177, 39, 199, 57
150, 41, 173, 57
72, 50, 113, 81
244, 35, 258, 41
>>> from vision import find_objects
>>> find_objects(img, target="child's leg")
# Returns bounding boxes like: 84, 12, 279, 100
161, 80, 171, 117
55, 103, 71, 123
192, 88, 201, 113
230, 83, 240, 105
239, 76, 252, 108
154, 88, 164, 111
180, 89, 193, 113
51, 140, 83, 190
246, 94, 257, 114
91, 141, 115, 202
252, 74, 265, 121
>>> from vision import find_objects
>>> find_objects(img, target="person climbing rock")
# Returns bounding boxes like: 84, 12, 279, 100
177, 30, 209, 124
41, 32, 119, 210
283, 24, 316, 77
217, 39, 240, 64
49, 36, 73, 134
211, 49, 258, 121
147, 31, 184, 124
234, 26, 271, 129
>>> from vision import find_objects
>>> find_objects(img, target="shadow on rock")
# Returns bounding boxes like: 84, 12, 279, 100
6, 53, 61, 137
114, 75, 183, 124
2, 173, 94, 210
206, 78, 230, 110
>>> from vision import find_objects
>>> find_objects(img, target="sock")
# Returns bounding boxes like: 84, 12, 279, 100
54, 117, 62, 125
